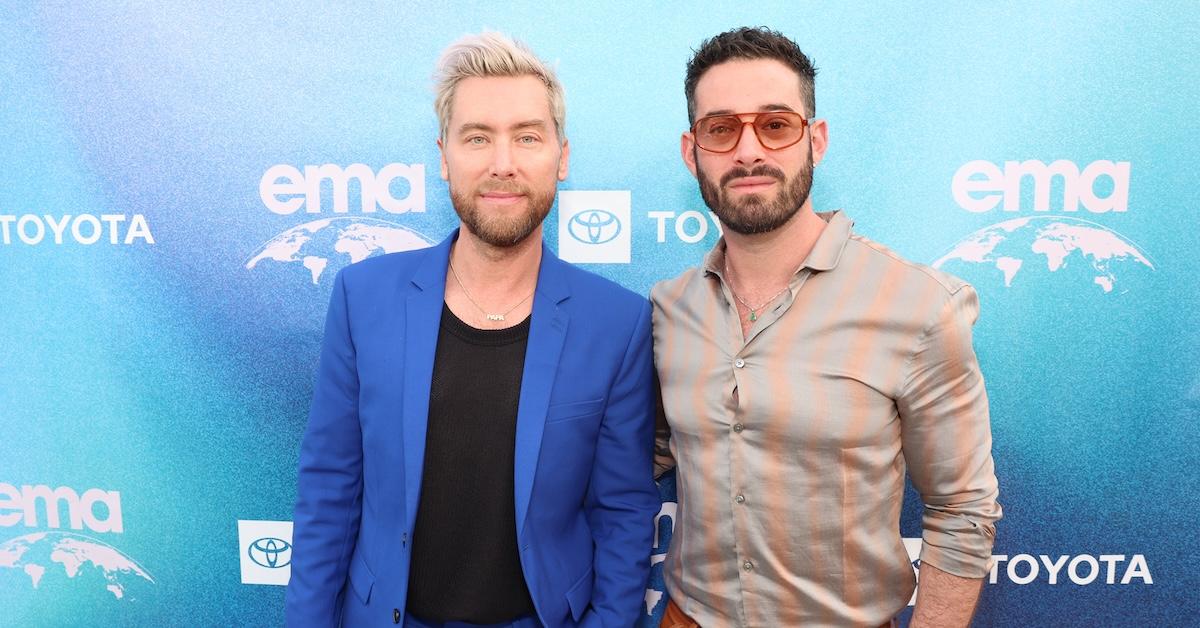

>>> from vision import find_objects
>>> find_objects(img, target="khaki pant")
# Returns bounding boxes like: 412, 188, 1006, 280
659, 599, 897, 628
660, 599, 700, 628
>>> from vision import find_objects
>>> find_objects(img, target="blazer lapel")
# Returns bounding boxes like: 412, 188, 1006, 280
401, 232, 454, 529
514, 244, 571, 537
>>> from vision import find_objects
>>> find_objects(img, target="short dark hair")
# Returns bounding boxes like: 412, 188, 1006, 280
684, 26, 817, 123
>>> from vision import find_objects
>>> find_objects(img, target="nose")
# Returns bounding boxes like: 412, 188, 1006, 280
731, 120, 766, 166
489, 141, 516, 178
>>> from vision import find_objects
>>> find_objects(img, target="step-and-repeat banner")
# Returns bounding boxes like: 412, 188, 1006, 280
2, 3, 1196, 626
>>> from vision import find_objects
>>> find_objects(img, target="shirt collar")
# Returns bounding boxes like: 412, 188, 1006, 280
702, 210, 854, 278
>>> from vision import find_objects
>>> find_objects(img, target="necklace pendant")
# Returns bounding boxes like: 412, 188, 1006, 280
486, 313, 505, 321
749, 311, 757, 322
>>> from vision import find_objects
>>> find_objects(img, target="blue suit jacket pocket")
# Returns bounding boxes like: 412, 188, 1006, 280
348, 553, 375, 604
565, 565, 593, 621
546, 398, 604, 424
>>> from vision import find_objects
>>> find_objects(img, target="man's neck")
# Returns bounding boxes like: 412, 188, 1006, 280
445, 224, 543, 329
452, 226, 543, 288
722, 203, 827, 295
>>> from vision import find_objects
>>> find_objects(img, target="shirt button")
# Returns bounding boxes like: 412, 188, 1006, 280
743, 561, 753, 572
734, 494, 745, 504
734, 358, 746, 368
732, 423, 744, 433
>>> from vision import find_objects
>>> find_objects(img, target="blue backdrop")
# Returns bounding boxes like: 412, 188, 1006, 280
2, 3, 1197, 626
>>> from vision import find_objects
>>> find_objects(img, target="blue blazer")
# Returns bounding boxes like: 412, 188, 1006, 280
286, 231, 660, 627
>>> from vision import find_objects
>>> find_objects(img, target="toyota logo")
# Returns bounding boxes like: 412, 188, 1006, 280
567, 209, 621, 244
248, 537, 292, 569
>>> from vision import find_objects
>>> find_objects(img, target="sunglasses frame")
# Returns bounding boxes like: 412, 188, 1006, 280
690, 111, 810, 154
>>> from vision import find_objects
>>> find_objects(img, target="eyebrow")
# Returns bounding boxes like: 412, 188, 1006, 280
702, 104, 797, 117
456, 119, 549, 135
512, 119, 549, 130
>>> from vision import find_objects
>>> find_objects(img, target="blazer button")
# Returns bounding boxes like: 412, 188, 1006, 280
393, 608, 401, 624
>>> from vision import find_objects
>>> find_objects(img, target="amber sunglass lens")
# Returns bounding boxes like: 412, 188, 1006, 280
697, 116, 742, 152
755, 113, 805, 149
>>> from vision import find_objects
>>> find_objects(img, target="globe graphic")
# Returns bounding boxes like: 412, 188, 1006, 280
0, 531, 154, 602
245, 217, 435, 285
932, 216, 1154, 294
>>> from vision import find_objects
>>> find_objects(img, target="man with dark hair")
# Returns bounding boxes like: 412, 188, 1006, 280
653, 27, 1001, 627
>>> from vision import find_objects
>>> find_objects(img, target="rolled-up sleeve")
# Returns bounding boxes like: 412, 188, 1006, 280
898, 285, 1002, 578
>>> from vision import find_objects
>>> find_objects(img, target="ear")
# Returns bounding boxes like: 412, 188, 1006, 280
680, 132, 698, 179
809, 118, 829, 167
557, 138, 570, 181
437, 138, 449, 181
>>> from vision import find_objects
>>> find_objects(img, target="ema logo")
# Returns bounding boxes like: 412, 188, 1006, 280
0, 214, 154, 246
238, 520, 293, 586
952, 160, 1130, 213
0, 483, 123, 534
937, 159, 1152, 295
0, 483, 154, 601
260, 163, 426, 215
557, 191, 631, 264
248, 163, 436, 286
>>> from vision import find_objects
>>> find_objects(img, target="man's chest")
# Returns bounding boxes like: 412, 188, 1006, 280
654, 300, 916, 451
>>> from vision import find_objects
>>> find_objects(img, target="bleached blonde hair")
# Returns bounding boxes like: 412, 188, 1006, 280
434, 31, 566, 145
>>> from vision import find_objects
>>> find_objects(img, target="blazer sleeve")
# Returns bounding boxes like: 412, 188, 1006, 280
582, 299, 660, 626
286, 270, 365, 626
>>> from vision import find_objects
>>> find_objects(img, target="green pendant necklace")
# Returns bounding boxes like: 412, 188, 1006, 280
724, 261, 791, 322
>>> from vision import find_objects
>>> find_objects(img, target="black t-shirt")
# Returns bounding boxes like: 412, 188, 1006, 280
405, 303, 536, 623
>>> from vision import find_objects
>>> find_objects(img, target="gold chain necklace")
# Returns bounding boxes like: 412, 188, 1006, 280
724, 260, 791, 322
448, 259, 534, 322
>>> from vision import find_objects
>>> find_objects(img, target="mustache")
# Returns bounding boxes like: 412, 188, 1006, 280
720, 165, 786, 188
477, 182, 529, 195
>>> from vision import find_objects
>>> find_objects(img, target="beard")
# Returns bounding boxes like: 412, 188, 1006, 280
450, 181, 556, 248
696, 154, 814, 236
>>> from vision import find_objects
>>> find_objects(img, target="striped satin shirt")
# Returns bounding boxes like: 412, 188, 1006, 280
651, 211, 1001, 627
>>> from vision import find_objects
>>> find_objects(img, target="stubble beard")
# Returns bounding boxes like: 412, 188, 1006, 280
697, 155, 814, 236
450, 182, 556, 248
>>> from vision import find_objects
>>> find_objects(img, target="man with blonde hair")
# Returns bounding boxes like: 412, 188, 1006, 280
287, 32, 659, 627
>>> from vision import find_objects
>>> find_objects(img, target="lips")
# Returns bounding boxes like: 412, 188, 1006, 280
726, 176, 778, 192
478, 188, 527, 204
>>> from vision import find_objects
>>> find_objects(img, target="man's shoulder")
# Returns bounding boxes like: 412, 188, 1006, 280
649, 266, 707, 311
844, 233, 971, 298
